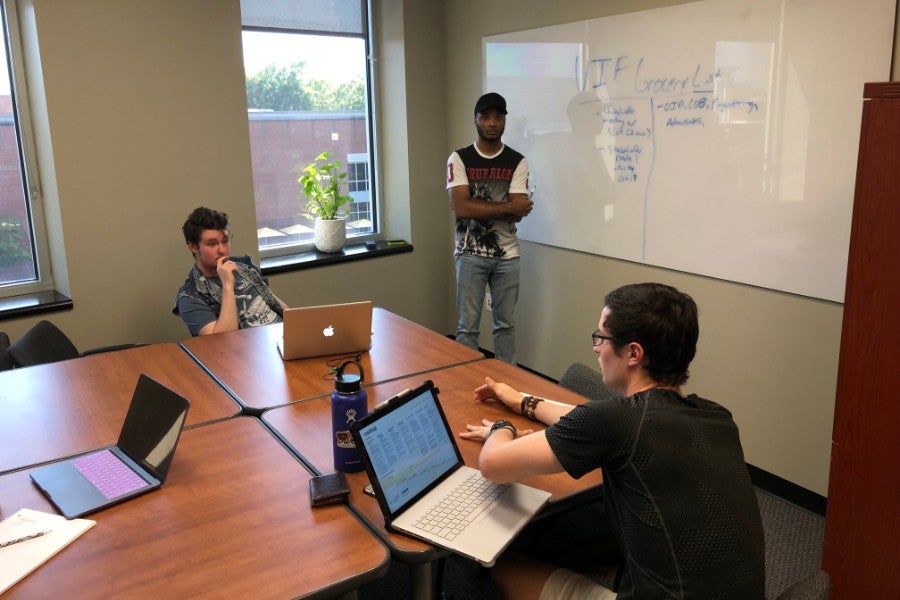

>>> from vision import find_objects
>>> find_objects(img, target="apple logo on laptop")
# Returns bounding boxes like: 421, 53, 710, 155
323, 324, 335, 337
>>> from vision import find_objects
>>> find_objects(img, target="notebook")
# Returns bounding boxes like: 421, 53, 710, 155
351, 380, 551, 567
0, 508, 95, 594
30, 373, 190, 519
276, 300, 373, 360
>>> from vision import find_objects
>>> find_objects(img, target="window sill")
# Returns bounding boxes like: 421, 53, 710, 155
260, 240, 413, 275
0, 289, 73, 320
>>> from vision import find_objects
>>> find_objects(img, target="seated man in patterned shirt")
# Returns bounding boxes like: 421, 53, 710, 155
174, 207, 287, 336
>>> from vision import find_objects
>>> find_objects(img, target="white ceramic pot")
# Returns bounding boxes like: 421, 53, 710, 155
314, 218, 346, 253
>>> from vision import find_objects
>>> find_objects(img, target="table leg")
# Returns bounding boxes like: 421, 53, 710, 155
409, 560, 435, 600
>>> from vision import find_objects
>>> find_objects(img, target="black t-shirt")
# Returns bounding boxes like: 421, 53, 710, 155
546, 388, 765, 599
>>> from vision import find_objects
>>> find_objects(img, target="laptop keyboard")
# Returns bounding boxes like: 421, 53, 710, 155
73, 449, 149, 500
412, 471, 508, 541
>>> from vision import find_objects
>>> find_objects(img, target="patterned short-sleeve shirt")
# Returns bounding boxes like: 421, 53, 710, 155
446, 143, 529, 259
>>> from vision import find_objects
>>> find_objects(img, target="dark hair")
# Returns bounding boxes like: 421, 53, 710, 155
182, 207, 229, 245
603, 283, 699, 386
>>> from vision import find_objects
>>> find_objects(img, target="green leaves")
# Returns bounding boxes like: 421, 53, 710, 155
299, 151, 354, 220
0, 217, 33, 268
246, 64, 364, 112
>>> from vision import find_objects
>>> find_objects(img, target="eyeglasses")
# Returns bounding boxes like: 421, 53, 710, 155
591, 330, 618, 347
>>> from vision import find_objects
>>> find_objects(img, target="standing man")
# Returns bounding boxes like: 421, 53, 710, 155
461, 283, 765, 599
446, 92, 533, 364
174, 206, 287, 336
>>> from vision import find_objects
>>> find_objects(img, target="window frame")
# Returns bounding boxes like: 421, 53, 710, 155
242, 0, 380, 261
0, 0, 53, 298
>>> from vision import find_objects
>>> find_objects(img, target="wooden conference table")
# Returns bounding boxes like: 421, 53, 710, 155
181, 307, 485, 414
0, 418, 389, 599
263, 359, 605, 599
0, 343, 240, 475
0, 310, 599, 597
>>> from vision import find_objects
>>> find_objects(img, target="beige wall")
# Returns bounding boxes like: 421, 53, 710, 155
2, 0, 898, 496
3, 0, 454, 346
6, 0, 262, 345
443, 0, 899, 496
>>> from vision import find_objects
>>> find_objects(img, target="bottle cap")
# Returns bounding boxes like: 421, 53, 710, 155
335, 360, 364, 393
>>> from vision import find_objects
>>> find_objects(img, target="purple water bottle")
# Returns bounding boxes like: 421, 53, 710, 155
331, 360, 368, 472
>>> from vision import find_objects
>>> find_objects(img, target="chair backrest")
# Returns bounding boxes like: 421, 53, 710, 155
7, 320, 80, 368
557, 362, 617, 402
0, 331, 14, 371
775, 569, 831, 600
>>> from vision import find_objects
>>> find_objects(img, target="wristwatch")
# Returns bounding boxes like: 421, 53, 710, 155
489, 419, 517, 437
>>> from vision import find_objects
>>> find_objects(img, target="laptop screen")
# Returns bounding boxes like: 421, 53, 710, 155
354, 384, 462, 514
117, 374, 190, 480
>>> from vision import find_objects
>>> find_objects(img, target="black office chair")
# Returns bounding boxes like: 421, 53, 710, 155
558, 362, 617, 402
0, 331, 14, 371
7, 320, 143, 368
775, 569, 831, 600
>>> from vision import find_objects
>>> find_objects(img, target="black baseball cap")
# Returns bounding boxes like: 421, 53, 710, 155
474, 92, 507, 116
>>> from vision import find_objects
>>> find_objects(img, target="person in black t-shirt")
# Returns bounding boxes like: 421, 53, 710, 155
460, 283, 765, 600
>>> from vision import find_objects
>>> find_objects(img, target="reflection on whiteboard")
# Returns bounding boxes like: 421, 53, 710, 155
484, 0, 895, 301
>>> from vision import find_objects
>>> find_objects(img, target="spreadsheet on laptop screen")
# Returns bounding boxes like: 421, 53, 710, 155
357, 389, 459, 513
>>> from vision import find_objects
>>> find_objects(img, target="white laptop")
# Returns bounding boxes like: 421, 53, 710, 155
351, 380, 551, 567
277, 301, 373, 360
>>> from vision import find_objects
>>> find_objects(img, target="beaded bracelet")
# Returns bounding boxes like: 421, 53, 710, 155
520, 395, 544, 422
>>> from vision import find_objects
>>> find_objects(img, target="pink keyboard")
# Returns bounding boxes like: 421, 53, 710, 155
73, 449, 149, 499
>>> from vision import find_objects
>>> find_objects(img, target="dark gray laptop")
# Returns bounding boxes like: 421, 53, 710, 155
31, 374, 190, 519
351, 380, 550, 566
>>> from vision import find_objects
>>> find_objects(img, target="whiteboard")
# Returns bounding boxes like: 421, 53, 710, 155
484, 0, 896, 301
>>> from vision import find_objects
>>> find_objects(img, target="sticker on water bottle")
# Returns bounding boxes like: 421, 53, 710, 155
335, 430, 356, 449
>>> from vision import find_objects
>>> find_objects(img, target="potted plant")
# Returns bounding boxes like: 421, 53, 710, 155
299, 151, 354, 252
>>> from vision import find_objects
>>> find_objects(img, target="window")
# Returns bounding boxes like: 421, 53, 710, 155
241, 0, 376, 256
0, 0, 51, 298
345, 152, 372, 233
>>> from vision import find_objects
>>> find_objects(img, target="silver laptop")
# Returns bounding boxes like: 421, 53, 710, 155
31, 374, 190, 519
277, 301, 373, 360
351, 380, 550, 567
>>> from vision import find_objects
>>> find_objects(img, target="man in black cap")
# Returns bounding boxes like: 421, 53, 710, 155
446, 92, 534, 364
